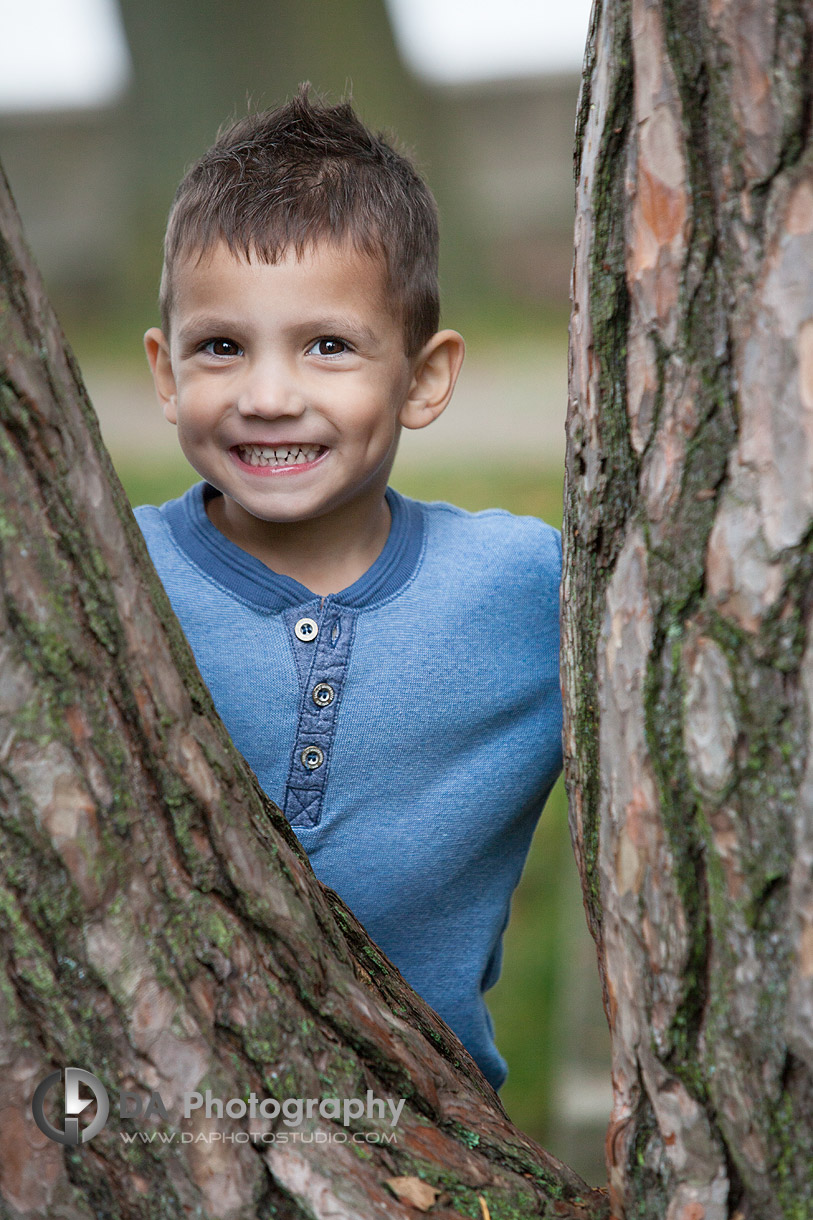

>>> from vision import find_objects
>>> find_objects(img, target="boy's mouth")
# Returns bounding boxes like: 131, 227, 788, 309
233, 443, 327, 468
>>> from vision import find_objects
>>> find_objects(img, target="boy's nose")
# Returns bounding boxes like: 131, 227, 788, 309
235, 358, 305, 419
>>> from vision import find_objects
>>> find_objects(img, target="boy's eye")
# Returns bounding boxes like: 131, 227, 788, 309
308, 338, 348, 357
202, 339, 242, 358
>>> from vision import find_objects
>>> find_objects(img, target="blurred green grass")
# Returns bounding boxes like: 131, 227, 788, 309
115, 454, 580, 1150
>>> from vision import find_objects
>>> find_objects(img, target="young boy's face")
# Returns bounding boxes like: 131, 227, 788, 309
145, 240, 441, 535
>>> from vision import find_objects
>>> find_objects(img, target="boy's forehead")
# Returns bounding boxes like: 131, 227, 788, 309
167, 238, 397, 322
173, 236, 388, 288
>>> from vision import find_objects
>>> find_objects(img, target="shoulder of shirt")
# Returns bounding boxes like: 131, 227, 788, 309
132, 502, 161, 529
132, 499, 182, 556
405, 495, 561, 587
132, 501, 172, 538
412, 495, 560, 550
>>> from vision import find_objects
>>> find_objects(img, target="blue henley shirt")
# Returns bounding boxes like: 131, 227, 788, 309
135, 483, 562, 1089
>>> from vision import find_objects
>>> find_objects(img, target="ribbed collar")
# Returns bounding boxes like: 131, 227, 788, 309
162, 482, 426, 612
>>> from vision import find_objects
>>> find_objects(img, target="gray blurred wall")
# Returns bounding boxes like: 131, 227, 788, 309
0, 0, 579, 347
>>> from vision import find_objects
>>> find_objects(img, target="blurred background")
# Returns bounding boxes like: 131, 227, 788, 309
0, 0, 610, 1184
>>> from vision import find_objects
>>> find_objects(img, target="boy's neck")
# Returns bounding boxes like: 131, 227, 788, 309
205, 487, 393, 597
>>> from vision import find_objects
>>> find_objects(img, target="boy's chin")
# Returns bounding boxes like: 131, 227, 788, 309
207, 489, 327, 529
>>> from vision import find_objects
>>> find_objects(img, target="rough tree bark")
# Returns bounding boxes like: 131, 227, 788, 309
0, 172, 608, 1216
564, 0, 813, 1217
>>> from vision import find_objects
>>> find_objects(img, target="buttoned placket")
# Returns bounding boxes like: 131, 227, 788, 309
283, 600, 356, 828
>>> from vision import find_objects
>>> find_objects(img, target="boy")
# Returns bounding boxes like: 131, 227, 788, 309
135, 88, 561, 1093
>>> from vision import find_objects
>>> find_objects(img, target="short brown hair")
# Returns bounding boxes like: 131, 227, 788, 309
160, 86, 440, 355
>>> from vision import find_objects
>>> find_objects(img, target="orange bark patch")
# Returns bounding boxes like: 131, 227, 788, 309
65, 703, 91, 744
607, 978, 618, 1027
638, 165, 687, 246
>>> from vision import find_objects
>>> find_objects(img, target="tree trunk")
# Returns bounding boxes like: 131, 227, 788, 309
0, 172, 606, 1216
564, 0, 813, 1217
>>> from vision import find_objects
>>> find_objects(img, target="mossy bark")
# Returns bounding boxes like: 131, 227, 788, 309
0, 169, 607, 1218
564, 0, 813, 1217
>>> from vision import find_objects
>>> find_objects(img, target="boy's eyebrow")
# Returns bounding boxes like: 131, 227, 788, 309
175, 315, 244, 345
304, 315, 382, 347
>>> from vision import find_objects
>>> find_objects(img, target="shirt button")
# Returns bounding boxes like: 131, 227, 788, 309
312, 682, 335, 707
300, 745, 325, 770
294, 617, 319, 642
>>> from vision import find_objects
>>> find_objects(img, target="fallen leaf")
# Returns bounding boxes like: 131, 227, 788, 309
385, 1176, 441, 1211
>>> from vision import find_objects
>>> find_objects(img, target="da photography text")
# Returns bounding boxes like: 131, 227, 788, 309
32, 1067, 405, 1147
125, 1086, 406, 1127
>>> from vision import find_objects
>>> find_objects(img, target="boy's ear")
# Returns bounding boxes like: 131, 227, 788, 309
144, 327, 178, 424
399, 330, 465, 431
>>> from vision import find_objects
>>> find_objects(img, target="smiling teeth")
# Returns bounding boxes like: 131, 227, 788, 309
238, 445, 323, 467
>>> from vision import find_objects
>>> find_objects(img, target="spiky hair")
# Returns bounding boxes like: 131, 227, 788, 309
159, 86, 440, 354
